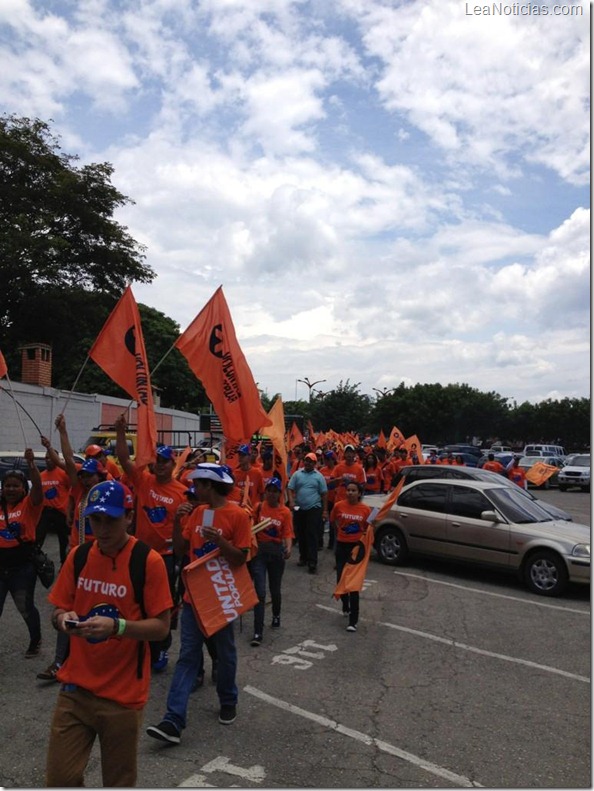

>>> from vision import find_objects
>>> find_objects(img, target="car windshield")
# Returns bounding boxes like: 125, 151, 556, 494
487, 487, 554, 524
520, 456, 553, 467
567, 455, 590, 467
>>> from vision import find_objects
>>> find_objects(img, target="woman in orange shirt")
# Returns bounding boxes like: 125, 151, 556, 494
330, 482, 372, 632
0, 449, 44, 657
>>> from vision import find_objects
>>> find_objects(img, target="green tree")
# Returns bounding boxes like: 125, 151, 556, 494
309, 380, 371, 432
0, 114, 153, 365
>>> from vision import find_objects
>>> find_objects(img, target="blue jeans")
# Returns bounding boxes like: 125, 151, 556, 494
250, 543, 285, 635
0, 560, 41, 644
164, 603, 237, 731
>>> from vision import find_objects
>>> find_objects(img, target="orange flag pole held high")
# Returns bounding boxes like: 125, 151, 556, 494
88, 286, 157, 468
260, 397, 289, 491
175, 287, 271, 442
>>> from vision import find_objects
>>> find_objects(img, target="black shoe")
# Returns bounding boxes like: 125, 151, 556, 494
308, 565, 317, 574
37, 662, 60, 681
146, 720, 181, 744
271, 615, 281, 628
25, 639, 41, 659
219, 705, 237, 725
250, 634, 262, 647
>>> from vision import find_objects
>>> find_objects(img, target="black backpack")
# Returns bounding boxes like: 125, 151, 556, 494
72, 539, 151, 678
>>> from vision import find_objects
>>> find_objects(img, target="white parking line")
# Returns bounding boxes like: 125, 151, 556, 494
393, 571, 590, 615
244, 685, 483, 788
316, 604, 589, 684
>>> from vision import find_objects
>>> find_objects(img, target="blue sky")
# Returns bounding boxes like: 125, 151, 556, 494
1, 0, 590, 405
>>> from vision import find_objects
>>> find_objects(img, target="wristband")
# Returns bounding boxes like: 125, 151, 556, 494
117, 618, 127, 637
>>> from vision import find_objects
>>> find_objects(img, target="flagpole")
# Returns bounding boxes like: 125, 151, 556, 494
61, 352, 90, 415
149, 340, 178, 379
2, 377, 29, 446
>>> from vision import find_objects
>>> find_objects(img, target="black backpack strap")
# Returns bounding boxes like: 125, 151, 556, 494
73, 541, 94, 583
128, 539, 151, 679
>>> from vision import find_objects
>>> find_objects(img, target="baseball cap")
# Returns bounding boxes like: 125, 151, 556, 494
344, 444, 355, 452
323, 450, 335, 459
156, 445, 175, 461
237, 444, 251, 455
187, 463, 235, 485
85, 444, 104, 457
78, 458, 107, 476
304, 452, 317, 462
265, 477, 283, 490
83, 481, 133, 518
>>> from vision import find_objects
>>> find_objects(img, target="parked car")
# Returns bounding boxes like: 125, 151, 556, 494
0, 450, 85, 482
372, 479, 590, 596
389, 464, 573, 522
517, 455, 564, 489
436, 452, 479, 467
488, 445, 512, 453
558, 454, 591, 493
442, 444, 483, 458
522, 444, 566, 459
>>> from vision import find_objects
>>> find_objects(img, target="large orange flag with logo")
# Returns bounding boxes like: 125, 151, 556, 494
333, 527, 374, 598
526, 462, 558, 487
260, 397, 288, 491
0, 350, 7, 379
88, 287, 157, 469
175, 287, 271, 442
287, 421, 304, 451
387, 426, 404, 451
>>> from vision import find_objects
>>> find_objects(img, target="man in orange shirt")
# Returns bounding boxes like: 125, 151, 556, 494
331, 444, 367, 503
115, 414, 189, 672
483, 453, 505, 474
46, 479, 171, 787
233, 444, 265, 508
37, 438, 72, 563
84, 444, 122, 480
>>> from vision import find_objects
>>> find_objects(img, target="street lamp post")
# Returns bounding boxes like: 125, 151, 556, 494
372, 387, 394, 399
297, 377, 327, 402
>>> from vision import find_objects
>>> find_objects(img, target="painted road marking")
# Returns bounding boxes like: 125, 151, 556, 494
201, 756, 265, 782
244, 685, 482, 788
316, 604, 589, 684
393, 571, 589, 615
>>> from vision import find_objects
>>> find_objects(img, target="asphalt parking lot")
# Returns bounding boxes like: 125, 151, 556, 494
1, 489, 590, 788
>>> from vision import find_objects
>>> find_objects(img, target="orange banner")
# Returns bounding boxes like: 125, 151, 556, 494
260, 397, 288, 491
373, 477, 405, 524
402, 434, 424, 464
376, 429, 387, 449
387, 426, 404, 451
526, 462, 558, 487
333, 528, 374, 598
175, 287, 271, 442
182, 549, 258, 637
287, 421, 304, 451
88, 287, 157, 468
0, 350, 7, 379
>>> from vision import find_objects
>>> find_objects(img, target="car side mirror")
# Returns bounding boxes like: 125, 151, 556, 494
481, 510, 500, 522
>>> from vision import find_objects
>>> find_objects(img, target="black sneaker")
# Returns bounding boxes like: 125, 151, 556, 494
219, 705, 237, 725
250, 634, 262, 647
271, 616, 281, 628
146, 720, 181, 744
25, 639, 41, 658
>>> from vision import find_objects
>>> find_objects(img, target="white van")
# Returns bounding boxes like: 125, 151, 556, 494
522, 444, 566, 458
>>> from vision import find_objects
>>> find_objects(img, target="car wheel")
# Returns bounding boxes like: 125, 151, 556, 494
523, 550, 568, 597
375, 525, 409, 566
558, 485, 567, 492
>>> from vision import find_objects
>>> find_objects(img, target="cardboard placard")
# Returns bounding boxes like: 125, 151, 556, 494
182, 549, 258, 637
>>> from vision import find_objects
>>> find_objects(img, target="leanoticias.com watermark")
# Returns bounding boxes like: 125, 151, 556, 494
464, 3, 585, 15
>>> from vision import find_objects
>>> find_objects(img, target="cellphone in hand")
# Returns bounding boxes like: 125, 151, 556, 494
64, 619, 80, 629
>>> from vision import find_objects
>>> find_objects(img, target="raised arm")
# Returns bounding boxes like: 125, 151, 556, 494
54, 415, 79, 488
114, 414, 136, 478
40, 435, 65, 470
24, 448, 43, 506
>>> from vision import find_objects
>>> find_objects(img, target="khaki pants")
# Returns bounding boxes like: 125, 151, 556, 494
46, 687, 144, 787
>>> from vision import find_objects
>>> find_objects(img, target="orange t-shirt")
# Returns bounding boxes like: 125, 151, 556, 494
40, 467, 71, 514
0, 494, 43, 552
48, 537, 172, 709
363, 465, 382, 493
331, 461, 367, 502
182, 502, 252, 602
319, 465, 338, 505
483, 461, 505, 474
128, 469, 189, 556
233, 466, 265, 507
330, 499, 372, 543
254, 501, 293, 544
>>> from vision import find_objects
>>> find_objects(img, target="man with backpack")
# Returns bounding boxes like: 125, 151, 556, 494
45, 480, 172, 788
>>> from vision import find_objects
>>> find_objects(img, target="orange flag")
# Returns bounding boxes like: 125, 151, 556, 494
0, 350, 7, 379
526, 462, 558, 487
387, 426, 404, 451
174, 445, 193, 477
333, 527, 374, 598
376, 429, 387, 449
260, 397, 288, 491
402, 434, 424, 464
88, 287, 157, 468
175, 287, 271, 442
287, 421, 304, 451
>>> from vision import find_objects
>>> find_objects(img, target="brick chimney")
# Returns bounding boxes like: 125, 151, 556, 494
20, 343, 52, 387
